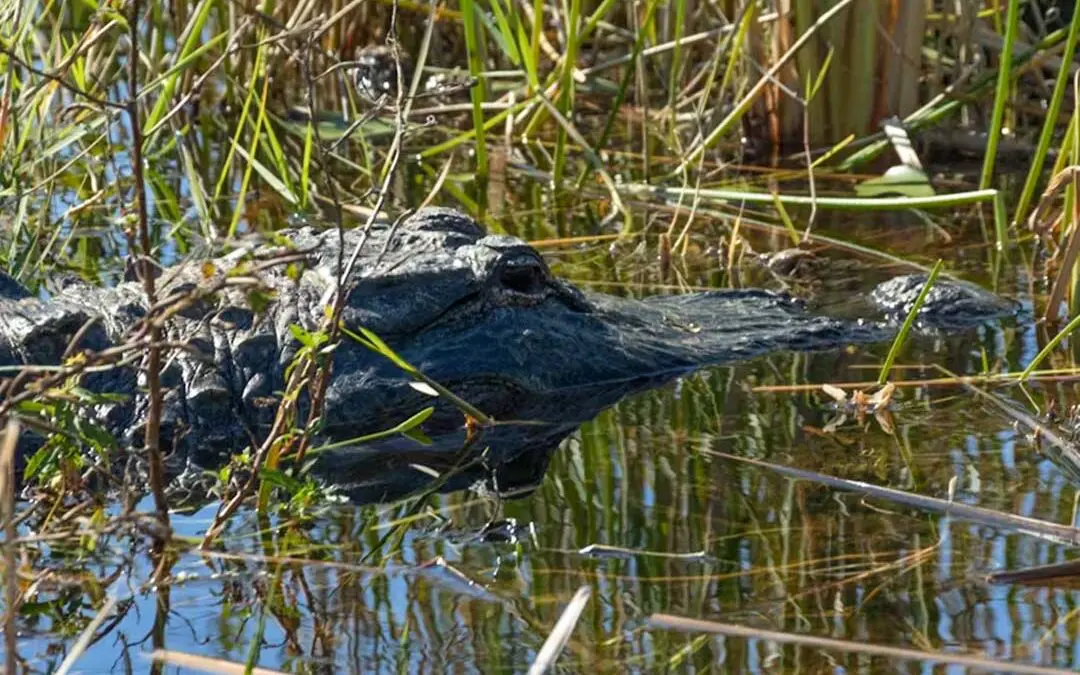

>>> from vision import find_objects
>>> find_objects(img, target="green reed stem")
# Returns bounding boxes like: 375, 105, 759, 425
878, 259, 943, 385
227, 70, 271, 237
142, 0, 213, 140
552, 0, 581, 196
665, 0, 686, 120
461, 0, 489, 185
1020, 310, 1080, 381
979, 0, 1020, 190
212, 41, 263, 214
624, 185, 998, 211
1013, 0, 1080, 225
530, 0, 544, 92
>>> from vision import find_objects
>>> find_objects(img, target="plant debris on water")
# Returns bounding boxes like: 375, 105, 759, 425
4, 0, 1080, 672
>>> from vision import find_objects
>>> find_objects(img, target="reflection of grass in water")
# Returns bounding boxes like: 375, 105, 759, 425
503, 344, 1077, 668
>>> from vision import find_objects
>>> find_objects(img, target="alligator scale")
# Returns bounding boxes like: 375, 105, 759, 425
0, 208, 1015, 501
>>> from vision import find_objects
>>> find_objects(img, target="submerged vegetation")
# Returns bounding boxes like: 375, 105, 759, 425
3, 0, 1080, 671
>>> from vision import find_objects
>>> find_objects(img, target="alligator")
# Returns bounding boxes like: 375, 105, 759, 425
0, 208, 1016, 502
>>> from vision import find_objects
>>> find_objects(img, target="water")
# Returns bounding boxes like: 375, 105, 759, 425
11, 204, 1080, 673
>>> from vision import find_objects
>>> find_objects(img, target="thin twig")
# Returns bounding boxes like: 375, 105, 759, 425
126, 0, 170, 541
293, 0, 415, 468
648, 615, 1077, 675
2, 419, 19, 675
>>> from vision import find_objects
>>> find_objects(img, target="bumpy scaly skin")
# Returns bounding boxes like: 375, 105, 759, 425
871, 274, 1017, 329
0, 208, 1016, 501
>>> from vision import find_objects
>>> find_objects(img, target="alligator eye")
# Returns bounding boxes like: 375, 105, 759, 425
499, 262, 546, 295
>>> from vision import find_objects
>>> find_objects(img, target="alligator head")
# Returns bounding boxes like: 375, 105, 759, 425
0, 208, 1015, 502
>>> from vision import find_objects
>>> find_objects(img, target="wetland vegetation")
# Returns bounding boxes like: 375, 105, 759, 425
3, 0, 1080, 672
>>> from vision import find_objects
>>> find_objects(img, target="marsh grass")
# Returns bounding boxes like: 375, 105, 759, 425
4, 0, 1080, 671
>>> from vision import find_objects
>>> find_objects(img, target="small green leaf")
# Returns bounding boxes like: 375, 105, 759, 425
289, 324, 314, 347
402, 428, 433, 446
259, 468, 303, 493
24, 445, 55, 481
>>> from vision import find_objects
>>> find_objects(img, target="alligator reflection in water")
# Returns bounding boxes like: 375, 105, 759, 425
0, 208, 1016, 502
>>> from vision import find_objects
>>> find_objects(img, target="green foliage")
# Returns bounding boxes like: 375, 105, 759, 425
18, 380, 122, 489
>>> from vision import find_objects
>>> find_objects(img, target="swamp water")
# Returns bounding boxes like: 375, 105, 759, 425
12, 205, 1080, 674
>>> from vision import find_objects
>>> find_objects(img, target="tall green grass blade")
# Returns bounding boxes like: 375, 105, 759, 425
231, 141, 298, 206
227, 71, 274, 236
1014, 3, 1080, 225
878, 259, 944, 385
254, 99, 295, 198
142, 0, 214, 138
515, 13, 538, 89
461, 0, 489, 185
808, 46, 834, 101
665, 0, 686, 121
1020, 310, 1080, 381
529, 0, 544, 93
484, 0, 522, 66
300, 121, 314, 209
177, 137, 212, 239
979, 0, 1020, 190
579, 0, 620, 43
212, 43, 264, 212
551, 0, 582, 196
1049, 108, 1078, 180
770, 192, 800, 245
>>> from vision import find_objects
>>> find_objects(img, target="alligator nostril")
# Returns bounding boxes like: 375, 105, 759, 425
499, 263, 545, 295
